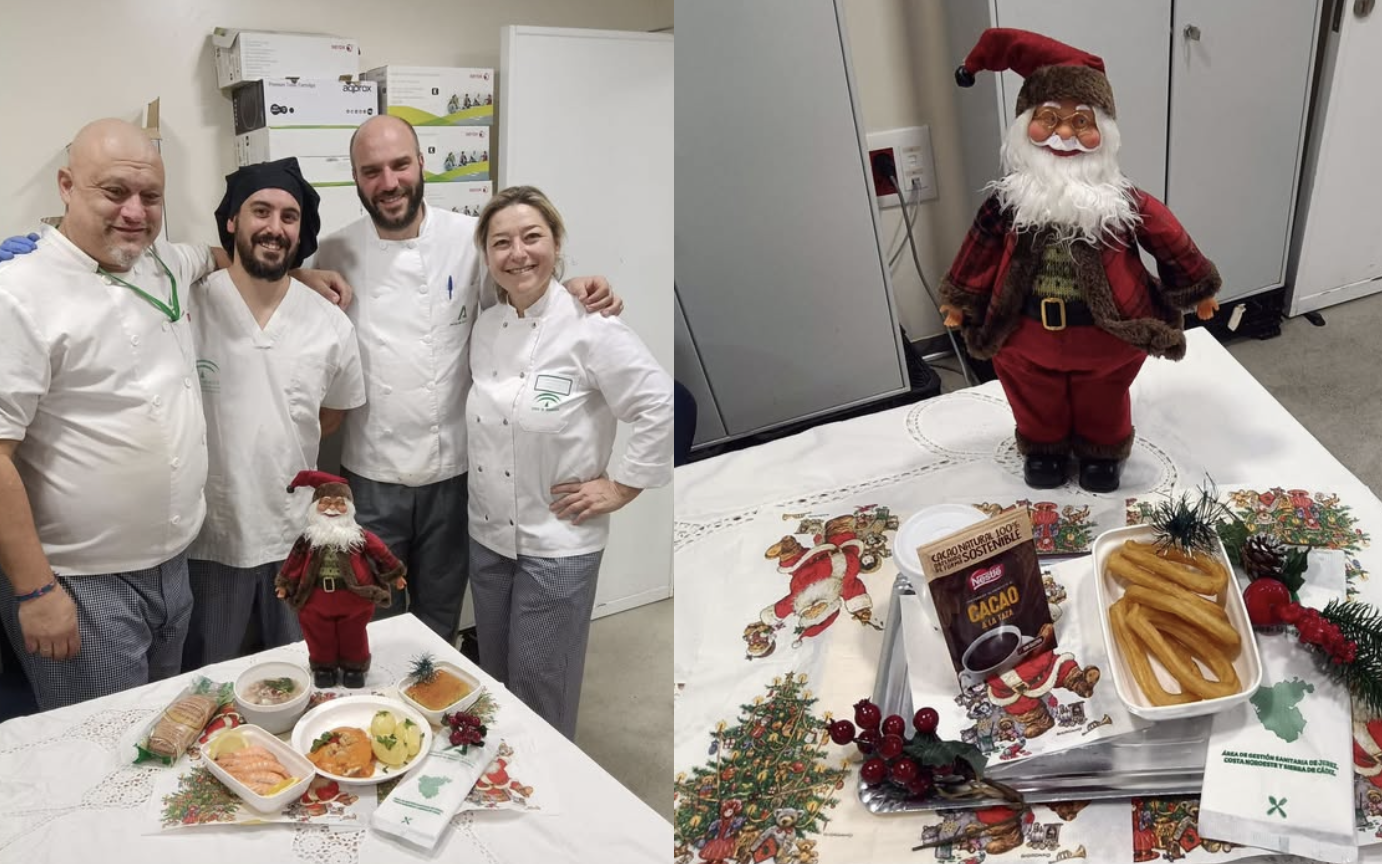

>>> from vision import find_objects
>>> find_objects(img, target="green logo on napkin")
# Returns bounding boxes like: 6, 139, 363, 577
1268, 796, 1288, 818
1250, 678, 1314, 743
418, 775, 453, 799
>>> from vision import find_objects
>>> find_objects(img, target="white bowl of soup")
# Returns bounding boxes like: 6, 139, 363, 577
396, 660, 484, 726
234, 661, 312, 734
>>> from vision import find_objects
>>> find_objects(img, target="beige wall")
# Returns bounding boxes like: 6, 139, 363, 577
842, 0, 974, 342
0, 0, 672, 248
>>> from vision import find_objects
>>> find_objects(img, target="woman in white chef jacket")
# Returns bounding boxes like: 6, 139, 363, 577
466, 186, 673, 739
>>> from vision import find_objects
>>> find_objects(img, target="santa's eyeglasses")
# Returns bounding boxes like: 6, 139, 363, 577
1031, 107, 1099, 137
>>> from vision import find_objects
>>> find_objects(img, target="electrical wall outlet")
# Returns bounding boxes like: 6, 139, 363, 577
866, 125, 937, 209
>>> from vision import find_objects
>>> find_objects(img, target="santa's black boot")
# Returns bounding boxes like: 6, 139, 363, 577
1017, 432, 1069, 489
1078, 459, 1123, 493
1074, 433, 1133, 494
1024, 454, 1067, 489
341, 659, 369, 689
312, 665, 338, 689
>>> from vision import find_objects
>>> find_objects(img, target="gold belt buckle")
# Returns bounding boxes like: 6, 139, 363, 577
321, 576, 337, 593
1040, 297, 1067, 331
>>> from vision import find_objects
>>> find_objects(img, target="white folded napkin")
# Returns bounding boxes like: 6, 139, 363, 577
372, 733, 502, 850
1198, 550, 1358, 864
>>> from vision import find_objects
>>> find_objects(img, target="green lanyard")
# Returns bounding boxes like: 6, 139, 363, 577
98, 249, 180, 323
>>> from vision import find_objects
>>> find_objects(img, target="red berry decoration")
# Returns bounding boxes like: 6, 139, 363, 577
855, 728, 880, 756
853, 699, 882, 731
1244, 578, 1291, 627
890, 758, 919, 784
1279, 602, 1303, 625
1300, 620, 1325, 644
913, 706, 939, 735
828, 719, 856, 745
877, 733, 904, 760
906, 775, 933, 799
860, 757, 887, 784
881, 714, 906, 737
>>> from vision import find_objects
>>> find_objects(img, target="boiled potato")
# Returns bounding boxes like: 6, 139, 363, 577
370, 710, 397, 737
373, 733, 408, 766
402, 719, 422, 756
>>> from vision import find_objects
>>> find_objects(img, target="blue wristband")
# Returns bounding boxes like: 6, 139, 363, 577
15, 580, 57, 603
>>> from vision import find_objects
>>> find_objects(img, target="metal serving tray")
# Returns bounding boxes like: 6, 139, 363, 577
862, 573, 1209, 814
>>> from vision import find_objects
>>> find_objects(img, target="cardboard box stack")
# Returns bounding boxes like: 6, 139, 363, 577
363, 65, 493, 212
212, 28, 371, 237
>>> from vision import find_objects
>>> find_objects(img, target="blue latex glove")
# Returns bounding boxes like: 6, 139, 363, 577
0, 233, 40, 262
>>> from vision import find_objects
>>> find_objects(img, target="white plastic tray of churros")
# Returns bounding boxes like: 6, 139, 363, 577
1093, 525, 1262, 720
867, 521, 1262, 814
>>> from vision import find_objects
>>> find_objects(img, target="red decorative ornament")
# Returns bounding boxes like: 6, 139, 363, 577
853, 699, 882, 731
1244, 578, 1291, 627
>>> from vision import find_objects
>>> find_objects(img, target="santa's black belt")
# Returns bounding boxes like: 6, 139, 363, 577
1024, 295, 1095, 331
320, 575, 343, 592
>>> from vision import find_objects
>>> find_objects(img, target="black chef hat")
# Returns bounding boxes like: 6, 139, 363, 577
214, 157, 321, 267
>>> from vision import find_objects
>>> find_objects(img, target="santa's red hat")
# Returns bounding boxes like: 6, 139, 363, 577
956, 28, 1116, 119
286, 469, 352, 501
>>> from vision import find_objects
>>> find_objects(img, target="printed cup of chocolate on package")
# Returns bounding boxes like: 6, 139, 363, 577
917, 508, 1055, 688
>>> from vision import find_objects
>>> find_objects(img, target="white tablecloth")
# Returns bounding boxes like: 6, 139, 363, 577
0, 614, 667, 863
674, 330, 1382, 863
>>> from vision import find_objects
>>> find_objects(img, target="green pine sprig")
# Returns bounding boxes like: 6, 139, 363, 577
1320, 599, 1382, 716
408, 653, 439, 685
1150, 483, 1232, 556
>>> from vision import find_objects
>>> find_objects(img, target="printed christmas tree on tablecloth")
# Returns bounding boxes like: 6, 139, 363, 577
673, 672, 848, 863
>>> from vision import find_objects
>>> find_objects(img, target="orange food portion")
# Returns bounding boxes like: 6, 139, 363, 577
405, 669, 472, 710
307, 726, 375, 778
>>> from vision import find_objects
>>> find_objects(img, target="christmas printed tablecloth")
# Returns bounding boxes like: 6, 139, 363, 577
675, 331, 1382, 863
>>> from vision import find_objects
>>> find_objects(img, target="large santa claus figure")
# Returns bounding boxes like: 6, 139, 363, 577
940, 29, 1222, 492
274, 470, 407, 688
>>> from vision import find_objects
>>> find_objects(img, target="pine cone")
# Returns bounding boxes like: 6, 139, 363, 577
1241, 534, 1285, 581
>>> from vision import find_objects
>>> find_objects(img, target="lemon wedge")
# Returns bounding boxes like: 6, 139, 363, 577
262, 776, 300, 796
207, 730, 247, 759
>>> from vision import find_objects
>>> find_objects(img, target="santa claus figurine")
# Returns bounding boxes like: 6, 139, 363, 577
274, 470, 407, 688
941, 28, 1221, 492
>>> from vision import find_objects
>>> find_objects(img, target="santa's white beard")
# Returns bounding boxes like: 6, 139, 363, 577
303, 501, 365, 551
987, 109, 1141, 246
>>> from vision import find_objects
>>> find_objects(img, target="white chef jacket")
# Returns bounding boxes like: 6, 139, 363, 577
312, 205, 481, 487
0, 228, 216, 575
466, 280, 674, 558
186, 270, 366, 567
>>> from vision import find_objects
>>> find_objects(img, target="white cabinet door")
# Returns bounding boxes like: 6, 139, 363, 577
1168, 0, 1319, 302
676, 0, 907, 437
1290, 4, 1382, 315
993, 0, 1170, 202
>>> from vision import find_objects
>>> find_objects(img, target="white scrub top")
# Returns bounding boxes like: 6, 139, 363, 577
186, 270, 365, 567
